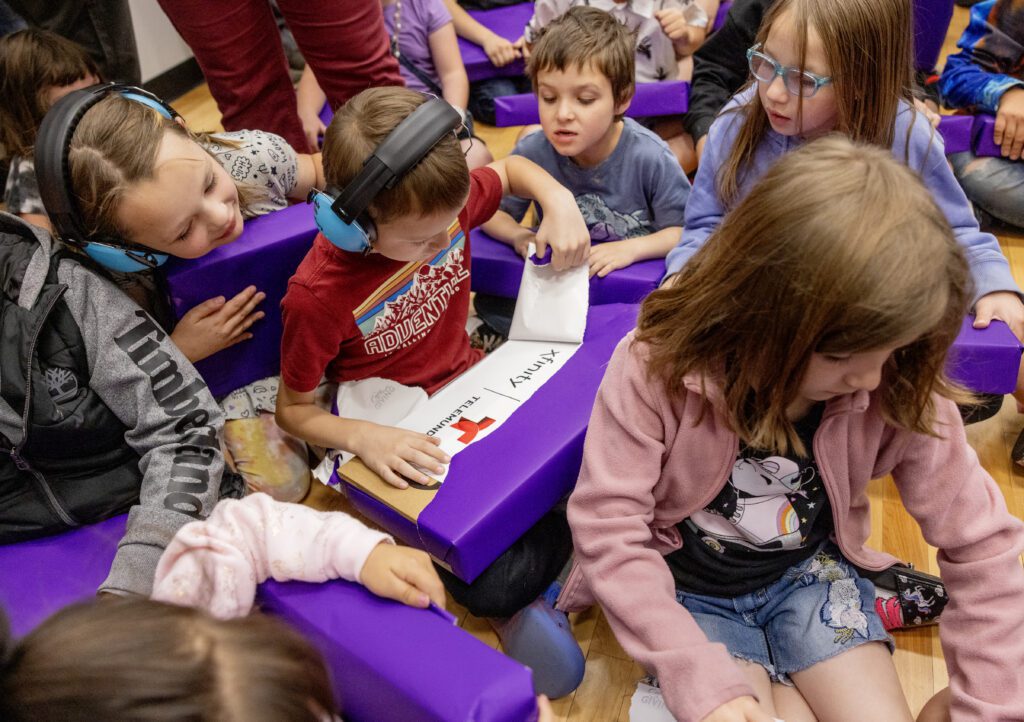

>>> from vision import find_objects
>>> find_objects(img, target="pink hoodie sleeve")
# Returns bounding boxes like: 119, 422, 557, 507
567, 336, 755, 722
151, 493, 393, 619
891, 397, 1024, 721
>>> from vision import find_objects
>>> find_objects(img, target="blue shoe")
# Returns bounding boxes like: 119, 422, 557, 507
493, 595, 585, 699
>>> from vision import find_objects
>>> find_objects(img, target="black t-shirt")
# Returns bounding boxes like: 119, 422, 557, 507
666, 402, 833, 597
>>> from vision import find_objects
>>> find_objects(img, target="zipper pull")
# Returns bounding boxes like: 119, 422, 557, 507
10, 447, 30, 471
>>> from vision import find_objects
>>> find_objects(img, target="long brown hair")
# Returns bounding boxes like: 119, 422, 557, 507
67, 93, 263, 244
637, 136, 971, 456
718, 0, 915, 206
0, 598, 337, 721
0, 28, 100, 157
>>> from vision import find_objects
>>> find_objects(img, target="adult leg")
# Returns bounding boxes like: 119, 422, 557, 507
156, 0, 307, 150
275, 0, 402, 117
789, 642, 913, 722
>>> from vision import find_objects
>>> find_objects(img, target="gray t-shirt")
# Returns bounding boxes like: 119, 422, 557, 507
500, 118, 690, 242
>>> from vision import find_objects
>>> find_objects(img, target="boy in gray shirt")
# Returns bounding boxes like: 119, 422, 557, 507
479, 6, 690, 334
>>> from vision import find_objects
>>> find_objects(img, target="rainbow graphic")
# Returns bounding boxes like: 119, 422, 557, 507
776, 502, 800, 535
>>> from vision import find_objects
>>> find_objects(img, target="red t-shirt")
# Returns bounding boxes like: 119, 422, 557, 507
280, 166, 502, 395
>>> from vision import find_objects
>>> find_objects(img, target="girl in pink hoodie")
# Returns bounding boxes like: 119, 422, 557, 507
562, 136, 1024, 721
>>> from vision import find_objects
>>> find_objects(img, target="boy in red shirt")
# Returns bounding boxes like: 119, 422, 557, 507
277, 87, 590, 697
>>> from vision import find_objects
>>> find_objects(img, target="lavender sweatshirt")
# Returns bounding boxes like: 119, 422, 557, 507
665, 87, 1021, 305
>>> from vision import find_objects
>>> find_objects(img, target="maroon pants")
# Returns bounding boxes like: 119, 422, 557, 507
157, 0, 403, 152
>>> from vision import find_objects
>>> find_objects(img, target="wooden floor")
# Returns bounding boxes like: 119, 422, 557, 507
173, 7, 1023, 719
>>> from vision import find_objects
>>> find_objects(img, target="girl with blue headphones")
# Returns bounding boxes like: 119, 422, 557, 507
36, 84, 327, 504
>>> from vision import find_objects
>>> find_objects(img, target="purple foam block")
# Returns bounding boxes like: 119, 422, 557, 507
319, 101, 334, 131
259, 579, 538, 722
470, 228, 663, 305
0, 515, 127, 637
972, 114, 1004, 158
912, 0, 954, 72
163, 202, 319, 397
334, 303, 639, 582
947, 317, 1022, 395
712, 1, 732, 32
459, 3, 533, 82
937, 115, 974, 155
494, 81, 689, 127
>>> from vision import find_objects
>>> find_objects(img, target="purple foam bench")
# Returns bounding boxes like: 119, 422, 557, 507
0, 516, 540, 722
913, 0, 954, 72
471, 228, 664, 304
948, 317, 1022, 395
459, 3, 533, 82
332, 303, 640, 582
494, 80, 690, 126
163, 202, 319, 398
971, 114, 1008, 158
937, 114, 974, 155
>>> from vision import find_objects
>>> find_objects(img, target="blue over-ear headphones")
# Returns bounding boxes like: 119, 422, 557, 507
34, 83, 181, 273
309, 96, 462, 253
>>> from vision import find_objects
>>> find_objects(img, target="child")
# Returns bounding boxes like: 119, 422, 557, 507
276, 86, 589, 697
0, 213, 231, 599
477, 6, 691, 337
521, 0, 720, 170
561, 136, 1024, 721
46, 84, 326, 503
296, 0, 493, 170
665, 0, 1024, 344
0, 28, 100, 231
940, 1, 1024, 249
0, 597, 558, 722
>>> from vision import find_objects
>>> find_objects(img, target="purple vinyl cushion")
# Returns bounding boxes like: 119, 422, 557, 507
494, 81, 689, 127
948, 317, 1023, 394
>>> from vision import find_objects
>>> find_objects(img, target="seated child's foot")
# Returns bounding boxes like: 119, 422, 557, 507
490, 587, 585, 699
469, 321, 508, 354
1013, 427, 1024, 468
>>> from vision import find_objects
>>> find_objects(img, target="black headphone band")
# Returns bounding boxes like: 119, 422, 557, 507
34, 83, 180, 249
330, 96, 462, 224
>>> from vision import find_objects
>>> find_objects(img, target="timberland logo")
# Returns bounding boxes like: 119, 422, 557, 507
44, 367, 78, 404
114, 310, 218, 520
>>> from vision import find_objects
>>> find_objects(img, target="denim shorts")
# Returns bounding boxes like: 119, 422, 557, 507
675, 544, 893, 684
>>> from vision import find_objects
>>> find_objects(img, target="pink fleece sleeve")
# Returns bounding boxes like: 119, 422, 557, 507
567, 336, 755, 722
892, 398, 1024, 721
151, 494, 393, 619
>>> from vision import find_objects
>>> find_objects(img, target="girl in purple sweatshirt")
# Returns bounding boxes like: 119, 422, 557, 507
562, 137, 1024, 721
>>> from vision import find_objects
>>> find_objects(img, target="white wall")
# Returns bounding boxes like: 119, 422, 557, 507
128, 0, 193, 82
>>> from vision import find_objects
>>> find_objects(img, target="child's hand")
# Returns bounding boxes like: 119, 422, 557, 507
171, 286, 266, 363
654, 9, 700, 54
360, 542, 446, 609
995, 87, 1024, 160
534, 193, 590, 271
912, 97, 941, 129
513, 231, 536, 259
974, 290, 1024, 342
484, 32, 521, 67
298, 105, 326, 152
700, 696, 773, 722
350, 422, 450, 489
536, 695, 554, 722
588, 240, 638, 278
513, 35, 531, 61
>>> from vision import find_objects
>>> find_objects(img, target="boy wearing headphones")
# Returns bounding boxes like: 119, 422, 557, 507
276, 86, 590, 697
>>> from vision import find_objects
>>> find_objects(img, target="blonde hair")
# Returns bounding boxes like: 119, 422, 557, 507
0, 28, 100, 157
321, 86, 470, 224
0, 598, 337, 721
67, 93, 262, 244
527, 6, 636, 119
718, 0, 915, 205
637, 136, 970, 456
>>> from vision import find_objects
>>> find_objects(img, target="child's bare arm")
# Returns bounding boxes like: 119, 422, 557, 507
295, 65, 328, 152
588, 226, 682, 278
275, 381, 448, 489
487, 155, 589, 270
429, 23, 471, 109
441, 0, 521, 67
481, 209, 536, 257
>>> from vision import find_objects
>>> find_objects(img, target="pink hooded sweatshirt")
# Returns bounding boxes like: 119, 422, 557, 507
152, 493, 392, 619
561, 333, 1024, 722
